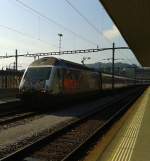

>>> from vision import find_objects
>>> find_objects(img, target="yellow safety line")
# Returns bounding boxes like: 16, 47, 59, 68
107, 87, 150, 161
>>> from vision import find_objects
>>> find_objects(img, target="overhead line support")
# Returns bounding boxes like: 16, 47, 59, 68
112, 43, 115, 89
0, 47, 129, 59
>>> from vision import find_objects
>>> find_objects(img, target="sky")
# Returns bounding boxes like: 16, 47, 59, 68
0, 0, 140, 70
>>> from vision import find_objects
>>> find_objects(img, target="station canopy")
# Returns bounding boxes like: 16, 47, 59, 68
99, 0, 150, 67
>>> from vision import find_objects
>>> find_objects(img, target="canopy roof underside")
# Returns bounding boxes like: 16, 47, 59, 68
99, 0, 150, 67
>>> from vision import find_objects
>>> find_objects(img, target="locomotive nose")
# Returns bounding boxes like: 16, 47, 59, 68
20, 79, 46, 92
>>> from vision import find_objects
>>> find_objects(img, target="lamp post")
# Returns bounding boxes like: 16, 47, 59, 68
58, 33, 63, 53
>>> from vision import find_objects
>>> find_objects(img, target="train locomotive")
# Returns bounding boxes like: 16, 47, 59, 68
19, 57, 140, 101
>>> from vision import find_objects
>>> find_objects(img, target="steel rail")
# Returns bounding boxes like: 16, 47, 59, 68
0, 87, 145, 161
0, 111, 38, 126
62, 88, 144, 161
0, 100, 21, 114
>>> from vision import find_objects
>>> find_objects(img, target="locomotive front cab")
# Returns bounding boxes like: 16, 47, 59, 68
19, 66, 52, 99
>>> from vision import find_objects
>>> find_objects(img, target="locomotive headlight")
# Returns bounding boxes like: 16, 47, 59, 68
40, 88, 48, 94
41, 89, 46, 93
41, 83, 48, 93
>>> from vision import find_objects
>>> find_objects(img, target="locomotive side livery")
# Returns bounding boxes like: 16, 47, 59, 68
19, 57, 145, 100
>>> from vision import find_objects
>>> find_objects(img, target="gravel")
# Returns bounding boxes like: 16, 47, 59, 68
0, 95, 119, 159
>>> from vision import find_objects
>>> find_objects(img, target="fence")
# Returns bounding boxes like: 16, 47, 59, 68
0, 70, 23, 89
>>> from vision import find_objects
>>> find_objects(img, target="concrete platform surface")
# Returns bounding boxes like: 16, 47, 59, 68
98, 86, 150, 161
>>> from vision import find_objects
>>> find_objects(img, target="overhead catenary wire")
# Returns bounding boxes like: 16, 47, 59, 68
14, 0, 98, 46
0, 24, 58, 49
114, 30, 140, 66
113, 39, 137, 65
65, 0, 112, 45
121, 50, 139, 65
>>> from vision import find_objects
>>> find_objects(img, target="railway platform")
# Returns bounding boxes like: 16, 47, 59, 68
93, 86, 150, 161
0, 88, 18, 99
0, 88, 19, 103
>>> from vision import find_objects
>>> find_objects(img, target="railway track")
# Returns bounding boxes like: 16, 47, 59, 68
0, 99, 21, 113
0, 90, 126, 128
0, 111, 40, 126
0, 86, 145, 161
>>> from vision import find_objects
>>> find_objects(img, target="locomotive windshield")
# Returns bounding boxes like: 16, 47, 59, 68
24, 67, 51, 81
